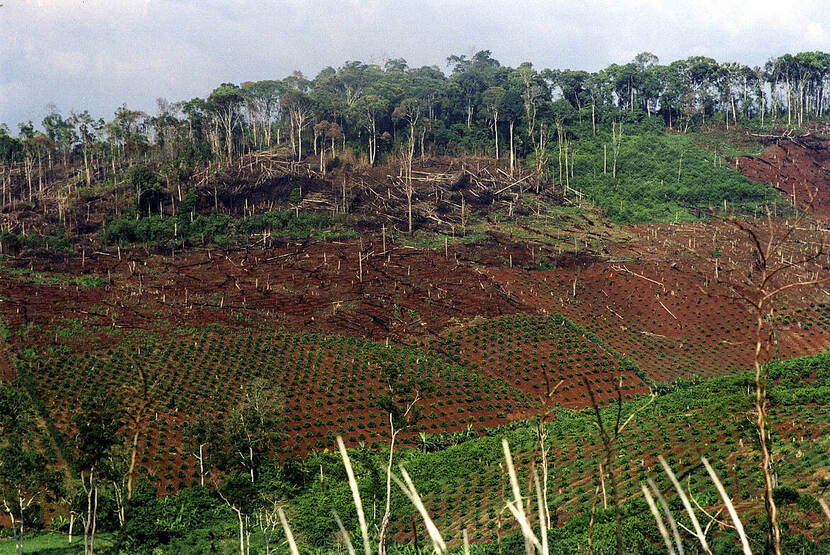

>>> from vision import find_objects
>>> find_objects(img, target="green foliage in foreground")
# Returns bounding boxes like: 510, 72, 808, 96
564, 120, 782, 223
4, 351, 826, 553
0, 532, 116, 554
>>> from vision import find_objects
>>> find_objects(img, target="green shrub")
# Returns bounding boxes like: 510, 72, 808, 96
772, 485, 800, 505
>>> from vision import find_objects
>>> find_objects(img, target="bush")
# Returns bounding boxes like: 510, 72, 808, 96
104, 209, 331, 246
772, 485, 800, 505
75, 274, 107, 288
0, 226, 72, 254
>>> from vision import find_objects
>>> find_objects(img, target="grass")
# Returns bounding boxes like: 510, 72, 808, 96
490, 204, 631, 254
0, 266, 106, 289
0, 532, 115, 554
103, 209, 337, 246
399, 230, 487, 250
563, 120, 784, 224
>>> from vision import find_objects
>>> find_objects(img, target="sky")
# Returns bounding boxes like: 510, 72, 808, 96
2, 0, 830, 130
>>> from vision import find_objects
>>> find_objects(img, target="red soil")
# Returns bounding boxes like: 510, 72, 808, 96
1, 217, 828, 490
486, 220, 830, 382
0, 237, 527, 351
733, 137, 830, 218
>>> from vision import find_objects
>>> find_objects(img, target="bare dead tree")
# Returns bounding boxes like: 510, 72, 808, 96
255, 497, 285, 555
683, 190, 830, 554
531, 370, 564, 530
393, 98, 421, 235
374, 351, 427, 555
534, 123, 551, 195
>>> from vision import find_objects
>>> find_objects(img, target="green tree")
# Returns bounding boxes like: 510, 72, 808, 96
72, 393, 123, 555
481, 86, 507, 160
223, 379, 284, 484
0, 447, 58, 555
0, 385, 59, 555
207, 83, 244, 162
122, 478, 167, 552
449, 67, 485, 129
125, 164, 164, 214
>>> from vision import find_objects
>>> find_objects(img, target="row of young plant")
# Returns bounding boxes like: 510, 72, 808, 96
5, 348, 826, 553
17, 323, 537, 483
508, 268, 759, 382
430, 312, 652, 405
25, 304, 797, 513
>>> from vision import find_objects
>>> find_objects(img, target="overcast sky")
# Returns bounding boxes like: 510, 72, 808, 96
2, 0, 829, 130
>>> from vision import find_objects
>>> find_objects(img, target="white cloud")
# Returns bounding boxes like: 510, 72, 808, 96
1, 0, 829, 127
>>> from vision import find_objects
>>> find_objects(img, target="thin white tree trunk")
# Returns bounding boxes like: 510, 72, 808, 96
297, 122, 303, 161
494, 113, 499, 161
18, 498, 25, 555
9, 512, 18, 555
83, 470, 93, 555
198, 444, 205, 487
90, 485, 98, 555
377, 422, 397, 555
236, 508, 245, 555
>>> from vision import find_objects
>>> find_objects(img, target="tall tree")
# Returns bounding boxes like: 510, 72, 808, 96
70, 110, 97, 187
72, 393, 123, 555
450, 70, 486, 129
241, 80, 283, 148
207, 83, 244, 162
351, 94, 388, 166
0, 385, 58, 555
281, 91, 315, 162
510, 62, 548, 139
481, 86, 506, 161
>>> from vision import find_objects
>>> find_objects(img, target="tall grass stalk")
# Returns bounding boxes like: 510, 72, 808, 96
658, 455, 711, 554
641, 482, 676, 555
337, 436, 371, 555
277, 507, 299, 555
393, 467, 447, 554
702, 457, 752, 555
647, 478, 684, 555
